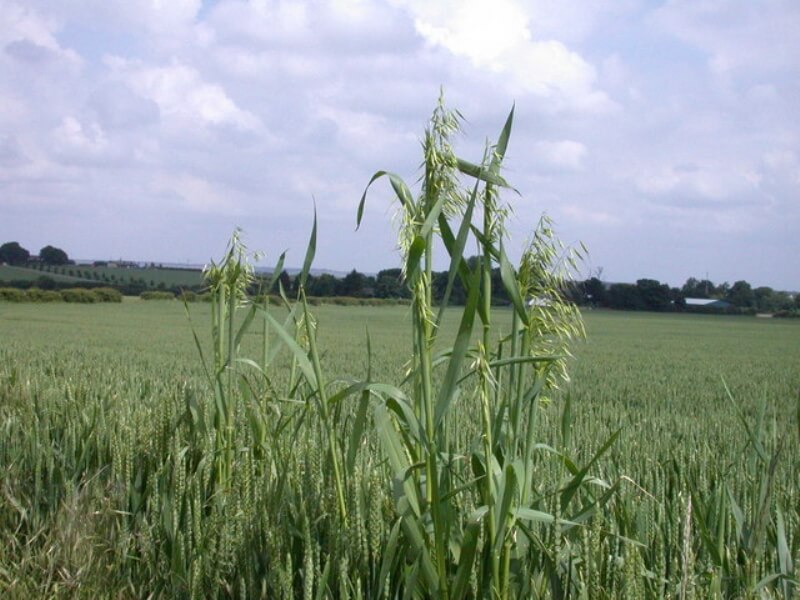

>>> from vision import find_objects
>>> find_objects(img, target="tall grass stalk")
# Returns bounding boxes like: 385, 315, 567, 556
359, 93, 595, 599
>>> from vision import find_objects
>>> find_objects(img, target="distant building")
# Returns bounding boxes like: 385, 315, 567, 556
684, 298, 732, 309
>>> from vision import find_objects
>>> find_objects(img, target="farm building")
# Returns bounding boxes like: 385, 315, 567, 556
684, 298, 732, 309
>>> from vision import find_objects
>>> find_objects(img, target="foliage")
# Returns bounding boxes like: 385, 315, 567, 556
39, 245, 70, 266
0, 99, 798, 599
140, 290, 176, 300
60, 288, 99, 303
0, 287, 25, 301
356, 95, 597, 598
93, 287, 123, 302
0, 241, 30, 265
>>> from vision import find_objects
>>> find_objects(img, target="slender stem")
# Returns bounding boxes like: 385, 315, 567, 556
261, 297, 269, 376
301, 290, 348, 525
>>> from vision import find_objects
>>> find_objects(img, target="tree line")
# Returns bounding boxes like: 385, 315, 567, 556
0, 241, 71, 266
2, 240, 797, 314
299, 270, 798, 314
579, 276, 798, 314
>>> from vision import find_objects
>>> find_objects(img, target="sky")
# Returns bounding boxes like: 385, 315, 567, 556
0, 0, 798, 290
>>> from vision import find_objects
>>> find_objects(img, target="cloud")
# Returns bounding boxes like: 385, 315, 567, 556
52, 116, 110, 162
105, 57, 260, 131
633, 162, 759, 201
152, 172, 244, 214
653, 0, 800, 74
0, 0, 797, 289
0, 3, 82, 65
395, 0, 613, 112
0, 134, 27, 167
532, 140, 587, 171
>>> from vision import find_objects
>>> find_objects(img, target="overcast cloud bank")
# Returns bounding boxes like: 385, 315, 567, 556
0, 0, 797, 289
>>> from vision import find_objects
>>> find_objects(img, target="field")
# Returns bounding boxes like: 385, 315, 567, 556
0, 300, 797, 598
0, 264, 204, 289
0, 265, 92, 284
2, 106, 798, 598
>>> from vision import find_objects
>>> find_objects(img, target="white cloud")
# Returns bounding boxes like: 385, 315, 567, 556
0, 0, 797, 288
532, 140, 587, 171
763, 150, 800, 185
208, 0, 311, 46
53, 116, 108, 159
654, 0, 800, 74
395, 0, 613, 112
0, 2, 82, 66
106, 57, 259, 130
152, 172, 243, 214
633, 162, 760, 201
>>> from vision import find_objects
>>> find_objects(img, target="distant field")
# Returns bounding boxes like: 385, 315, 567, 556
0, 264, 93, 283
0, 303, 797, 596
0, 263, 205, 288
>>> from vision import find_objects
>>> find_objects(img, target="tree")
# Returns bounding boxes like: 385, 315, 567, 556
636, 278, 671, 311
754, 286, 776, 312
607, 283, 642, 310
375, 268, 407, 299
727, 280, 754, 308
681, 276, 720, 298
39, 245, 70, 266
753, 288, 793, 312
307, 273, 337, 297
583, 277, 606, 306
339, 269, 365, 297
0, 241, 30, 265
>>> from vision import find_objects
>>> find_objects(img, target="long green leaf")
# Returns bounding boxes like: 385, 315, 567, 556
492, 104, 514, 165
435, 171, 481, 327
357, 171, 414, 229
452, 507, 489, 600
265, 251, 287, 293
560, 429, 620, 508
493, 465, 519, 555
434, 265, 481, 428
457, 158, 512, 188
499, 240, 530, 326
405, 235, 426, 282
298, 204, 317, 290
260, 308, 317, 389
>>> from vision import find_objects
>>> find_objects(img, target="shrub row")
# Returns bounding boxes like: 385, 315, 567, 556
2, 286, 415, 307
0, 287, 122, 303
173, 292, 410, 307
306, 296, 411, 307
139, 291, 177, 300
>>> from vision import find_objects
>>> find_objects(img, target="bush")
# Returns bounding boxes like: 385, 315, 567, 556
39, 290, 63, 302
93, 287, 123, 303
179, 290, 197, 302
251, 294, 282, 306
60, 288, 98, 303
25, 288, 64, 302
21, 288, 61, 302
140, 291, 175, 300
0, 288, 25, 302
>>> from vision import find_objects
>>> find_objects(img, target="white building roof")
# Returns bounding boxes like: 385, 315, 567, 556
685, 298, 727, 306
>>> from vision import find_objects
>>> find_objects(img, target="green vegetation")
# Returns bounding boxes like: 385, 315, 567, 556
0, 286, 122, 303
0, 265, 93, 284
0, 303, 797, 597
0, 101, 797, 598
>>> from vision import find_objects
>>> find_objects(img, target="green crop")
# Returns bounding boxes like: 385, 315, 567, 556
0, 99, 797, 598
